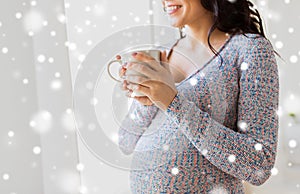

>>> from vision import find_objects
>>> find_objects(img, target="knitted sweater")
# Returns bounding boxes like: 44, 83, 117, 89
118, 33, 279, 194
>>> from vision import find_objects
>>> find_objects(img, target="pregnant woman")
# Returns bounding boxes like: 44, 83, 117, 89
118, 0, 279, 193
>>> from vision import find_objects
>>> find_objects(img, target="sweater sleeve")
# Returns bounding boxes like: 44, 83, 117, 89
118, 99, 159, 155
164, 37, 279, 186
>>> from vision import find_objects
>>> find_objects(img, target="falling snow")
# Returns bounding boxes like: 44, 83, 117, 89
33, 146, 41, 155
130, 113, 136, 120
271, 167, 279, 176
8, 131, 15, 137
23, 10, 44, 34
50, 31, 56, 37
76, 163, 85, 171
290, 55, 298, 63
228, 155, 236, 163
1, 1, 299, 193
50, 79, 62, 90
61, 109, 76, 131
2, 173, 10, 181
240, 62, 249, 71
237, 120, 248, 132
30, 1, 37, 6
288, 139, 297, 148
23, 78, 29, 84
30, 110, 53, 134
171, 167, 179, 175
2, 47, 8, 54
189, 78, 198, 86
255, 143, 263, 151
275, 41, 283, 49
16, 12, 23, 19
37, 54, 46, 63
48, 57, 54, 63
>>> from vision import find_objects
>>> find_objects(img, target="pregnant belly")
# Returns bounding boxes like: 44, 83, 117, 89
129, 149, 210, 193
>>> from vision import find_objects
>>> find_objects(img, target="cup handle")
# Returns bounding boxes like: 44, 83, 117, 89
107, 59, 123, 82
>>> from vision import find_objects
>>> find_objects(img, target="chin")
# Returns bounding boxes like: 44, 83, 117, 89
169, 19, 184, 28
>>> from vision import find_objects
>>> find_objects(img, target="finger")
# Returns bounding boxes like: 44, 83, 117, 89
132, 52, 160, 71
126, 82, 137, 91
126, 62, 155, 79
132, 84, 151, 97
125, 75, 149, 85
125, 89, 133, 98
160, 50, 170, 70
116, 55, 121, 60
121, 80, 129, 91
133, 96, 153, 106
118, 66, 126, 77
161, 50, 167, 63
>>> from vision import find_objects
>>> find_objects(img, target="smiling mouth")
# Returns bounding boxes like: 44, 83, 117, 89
163, 5, 183, 15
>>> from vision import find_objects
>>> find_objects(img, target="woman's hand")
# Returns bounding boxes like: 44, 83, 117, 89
124, 51, 178, 111
117, 55, 154, 106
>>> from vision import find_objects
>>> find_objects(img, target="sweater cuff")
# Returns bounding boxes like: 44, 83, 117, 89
164, 91, 186, 124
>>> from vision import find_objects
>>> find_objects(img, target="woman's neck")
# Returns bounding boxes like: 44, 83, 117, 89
184, 15, 228, 49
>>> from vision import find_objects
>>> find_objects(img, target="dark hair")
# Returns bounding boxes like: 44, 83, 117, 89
203, 0, 264, 53
180, 0, 280, 65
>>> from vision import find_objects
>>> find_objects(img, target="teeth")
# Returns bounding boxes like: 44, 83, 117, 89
164, 5, 181, 13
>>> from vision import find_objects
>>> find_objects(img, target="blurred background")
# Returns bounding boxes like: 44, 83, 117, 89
1, 0, 300, 193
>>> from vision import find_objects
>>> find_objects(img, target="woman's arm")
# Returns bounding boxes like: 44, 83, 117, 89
118, 99, 159, 155
164, 37, 279, 186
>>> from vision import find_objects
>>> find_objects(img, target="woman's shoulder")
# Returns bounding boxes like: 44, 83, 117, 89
230, 32, 274, 52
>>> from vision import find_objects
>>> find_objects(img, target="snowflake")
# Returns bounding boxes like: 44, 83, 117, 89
8, 131, 14, 137
57, 13, 66, 23
255, 143, 263, 151
30, 110, 53, 133
275, 41, 283, 49
55, 72, 61, 78
23, 78, 29, 84
130, 113, 136, 120
189, 78, 198, 86
78, 54, 86, 62
76, 163, 85, 171
134, 16, 140, 23
240, 62, 249, 71
288, 27, 294, 33
237, 120, 248, 132
2, 173, 10, 181
209, 185, 228, 194
23, 10, 44, 33
31, 1, 37, 6
290, 55, 298, 63
50, 31, 56, 37
201, 149, 208, 156
2, 47, 8, 54
110, 133, 119, 144
16, 12, 22, 19
48, 57, 54, 63
33, 146, 41, 155
271, 167, 278, 176
37, 54, 46, 63
171, 167, 179, 175
112, 16, 118, 21
288, 139, 297, 148
228, 155, 236, 163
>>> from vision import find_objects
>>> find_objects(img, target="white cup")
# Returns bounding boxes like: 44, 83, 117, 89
107, 49, 161, 97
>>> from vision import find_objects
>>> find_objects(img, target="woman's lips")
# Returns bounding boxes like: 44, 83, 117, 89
164, 5, 182, 15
